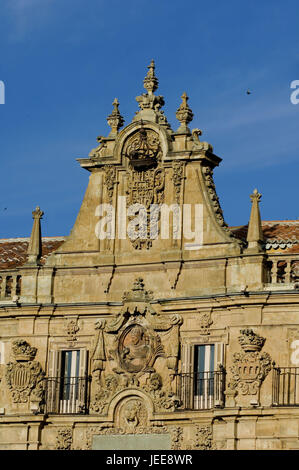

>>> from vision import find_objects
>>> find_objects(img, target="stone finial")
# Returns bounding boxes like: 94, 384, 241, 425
107, 98, 124, 137
27, 206, 44, 265
246, 188, 264, 252
143, 60, 159, 95
250, 188, 262, 204
176, 92, 194, 133
134, 61, 168, 126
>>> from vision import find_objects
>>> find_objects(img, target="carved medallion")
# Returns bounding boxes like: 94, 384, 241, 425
119, 324, 152, 373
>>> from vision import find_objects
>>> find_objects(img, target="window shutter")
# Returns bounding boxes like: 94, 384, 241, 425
215, 342, 224, 371
48, 349, 62, 378
0, 342, 5, 364
181, 343, 192, 374
47, 350, 61, 413
79, 349, 88, 377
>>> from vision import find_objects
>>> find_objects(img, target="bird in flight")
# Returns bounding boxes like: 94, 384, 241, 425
246, 89, 251, 95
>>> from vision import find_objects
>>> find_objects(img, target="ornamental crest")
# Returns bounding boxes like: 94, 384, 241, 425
90, 279, 183, 415
5, 339, 45, 405
228, 329, 272, 396
123, 128, 165, 249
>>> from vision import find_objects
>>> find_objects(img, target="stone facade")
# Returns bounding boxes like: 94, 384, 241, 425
1, 62, 299, 450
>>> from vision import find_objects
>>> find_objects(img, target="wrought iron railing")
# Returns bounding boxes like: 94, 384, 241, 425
272, 367, 299, 406
45, 376, 89, 414
175, 369, 226, 410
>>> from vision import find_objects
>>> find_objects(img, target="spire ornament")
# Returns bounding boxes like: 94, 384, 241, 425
107, 98, 124, 137
246, 188, 264, 252
143, 60, 159, 95
134, 61, 170, 127
176, 92, 194, 133
27, 206, 44, 265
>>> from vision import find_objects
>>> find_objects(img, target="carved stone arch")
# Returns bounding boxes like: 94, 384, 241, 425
114, 121, 170, 165
107, 388, 154, 423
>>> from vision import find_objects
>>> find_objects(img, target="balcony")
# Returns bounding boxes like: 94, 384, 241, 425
45, 376, 89, 414
266, 257, 299, 286
175, 369, 226, 410
272, 367, 299, 406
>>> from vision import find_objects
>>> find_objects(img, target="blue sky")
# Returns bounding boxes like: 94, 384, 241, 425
0, 0, 298, 238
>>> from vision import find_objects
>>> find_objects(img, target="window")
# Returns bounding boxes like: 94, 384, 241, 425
180, 342, 225, 409
5, 276, 13, 298
47, 349, 88, 414
194, 344, 215, 408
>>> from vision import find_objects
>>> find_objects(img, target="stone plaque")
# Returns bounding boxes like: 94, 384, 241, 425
92, 433, 171, 450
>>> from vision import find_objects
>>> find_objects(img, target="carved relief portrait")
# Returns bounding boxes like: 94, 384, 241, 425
119, 324, 151, 373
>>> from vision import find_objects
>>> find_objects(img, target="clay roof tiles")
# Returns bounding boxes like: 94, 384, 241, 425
231, 220, 299, 254
1, 220, 299, 270
0, 237, 65, 270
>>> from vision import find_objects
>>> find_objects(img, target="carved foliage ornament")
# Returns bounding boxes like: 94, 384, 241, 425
104, 165, 117, 204
172, 161, 184, 204
65, 319, 80, 343
228, 329, 272, 396
189, 426, 215, 450
5, 340, 45, 404
55, 427, 73, 451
